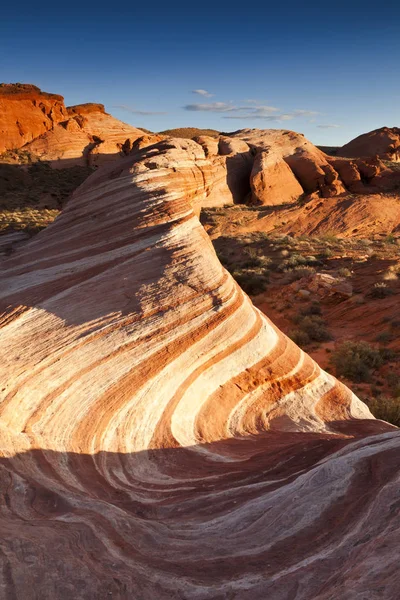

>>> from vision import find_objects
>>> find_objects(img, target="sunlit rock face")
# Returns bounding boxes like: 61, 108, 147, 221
0, 138, 399, 599
22, 102, 146, 167
339, 126, 400, 162
0, 83, 67, 153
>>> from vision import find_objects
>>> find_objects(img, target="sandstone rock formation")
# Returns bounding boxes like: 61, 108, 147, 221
0, 139, 399, 599
227, 128, 400, 205
0, 84, 67, 153
0, 84, 146, 168
339, 127, 400, 161
250, 148, 304, 205
23, 102, 145, 167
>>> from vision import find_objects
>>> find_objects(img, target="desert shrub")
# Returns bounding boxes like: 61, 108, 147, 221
366, 395, 400, 426
385, 234, 397, 245
291, 314, 331, 344
387, 372, 400, 397
369, 282, 393, 299
375, 331, 394, 344
330, 341, 383, 382
379, 347, 397, 362
289, 329, 310, 347
299, 302, 322, 316
359, 238, 373, 246
319, 247, 333, 258
285, 266, 316, 281
276, 253, 317, 272
318, 234, 339, 244
338, 267, 352, 278
232, 271, 269, 295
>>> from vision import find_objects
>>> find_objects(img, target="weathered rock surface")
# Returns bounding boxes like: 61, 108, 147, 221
0, 85, 145, 168
23, 103, 145, 167
0, 83, 67, 153
227, 129, 400, 205
0, 139, 399, 599
339, 126, 400, 161
292, 272, 353, 299
250, 149, 304, 205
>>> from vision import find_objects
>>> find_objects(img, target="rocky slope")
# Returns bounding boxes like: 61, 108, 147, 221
0, 138, 398, 598
22, 102, 146, 167
0, 84, 146, 167
339, 127, 400, 161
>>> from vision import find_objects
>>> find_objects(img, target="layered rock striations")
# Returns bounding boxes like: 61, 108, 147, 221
0, 138, 399, 598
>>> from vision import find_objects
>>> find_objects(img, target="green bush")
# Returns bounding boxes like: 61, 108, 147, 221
330, 341, 383, 382
289, 329, 310, 347
366, 395, 400, 426
300, 302, 322, 316
232, 271, 269, 295
290, 313, 331, 346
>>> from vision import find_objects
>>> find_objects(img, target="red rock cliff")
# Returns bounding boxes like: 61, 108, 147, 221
0, 83, 67, 153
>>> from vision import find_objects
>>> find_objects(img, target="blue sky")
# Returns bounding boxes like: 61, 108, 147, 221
1, 1, 399, 145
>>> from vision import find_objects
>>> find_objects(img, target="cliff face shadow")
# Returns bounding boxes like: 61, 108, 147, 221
0, 421, 398, 599
225, 153, 253, 203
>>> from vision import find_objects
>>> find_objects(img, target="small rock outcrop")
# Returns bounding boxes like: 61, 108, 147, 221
339, 126, 400, 162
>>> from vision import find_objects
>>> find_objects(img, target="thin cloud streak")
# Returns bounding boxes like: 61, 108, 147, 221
114, 104, 167, 115
183, 102, 280, 114
317, 124, 341, 129
183, 102, 322, 123
223, 114, 294, 121
184, 102, 237, 112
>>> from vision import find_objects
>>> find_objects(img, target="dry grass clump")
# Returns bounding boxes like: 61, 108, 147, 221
338, 267, 352, 278
383, 263, 400, 280
0, 208, 59, 234
369, 282, 394, 299
276, 253, 317, 272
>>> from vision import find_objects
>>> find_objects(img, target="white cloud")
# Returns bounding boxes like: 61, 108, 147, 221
184, 102, 237, 112
223, 113, 294, 121
192, 89, 214, 97
183, 101, 324, 124
183, 102, 280, 114
114, 104, 166, 115
317, 124, 341, 129
293, 109, 321, 117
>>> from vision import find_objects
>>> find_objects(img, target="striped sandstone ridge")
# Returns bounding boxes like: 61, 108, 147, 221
0, 138, 399, 598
